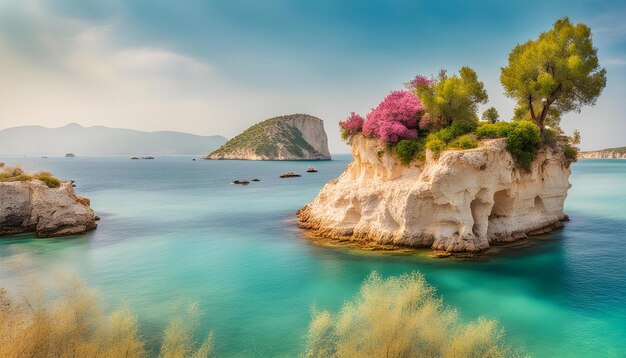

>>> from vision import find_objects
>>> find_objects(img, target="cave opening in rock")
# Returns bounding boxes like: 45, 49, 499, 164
490, 189, 513, 219
470, 189, 491, 237
534, 195, 545, 212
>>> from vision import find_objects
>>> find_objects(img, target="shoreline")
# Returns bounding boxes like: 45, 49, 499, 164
297, 207, 568, 258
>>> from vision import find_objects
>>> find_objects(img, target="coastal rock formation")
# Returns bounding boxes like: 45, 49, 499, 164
578, 147, 626, 159
298, 135, 571, 253
206, 114, 331, 160
0, 181, 97, 237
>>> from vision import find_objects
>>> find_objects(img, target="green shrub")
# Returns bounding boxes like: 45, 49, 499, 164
437, 120, 477, 142
563, 144, 579, 165
395, 138, 426, 164
475, 122, 512, 138
35, 172, 62, 188
448, 134, 478, 149
426, 134, 446, 156
505, 121, 541, 171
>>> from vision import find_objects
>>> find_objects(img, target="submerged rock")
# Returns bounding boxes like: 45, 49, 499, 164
298, 135, 571, 253
0, 181, 97, 237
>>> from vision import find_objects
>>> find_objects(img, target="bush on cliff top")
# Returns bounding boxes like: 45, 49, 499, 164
304, 272, 517, 358
340, 90, 424, 143
0, 166, 62, 188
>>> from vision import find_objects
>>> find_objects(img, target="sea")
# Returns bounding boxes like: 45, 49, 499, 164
0, 155, 624, 357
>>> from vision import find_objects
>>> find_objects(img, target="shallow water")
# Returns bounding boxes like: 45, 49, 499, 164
0, 155, 624, 357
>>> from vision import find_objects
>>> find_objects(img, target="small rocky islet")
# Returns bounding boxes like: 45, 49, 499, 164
0, 165, 97, 237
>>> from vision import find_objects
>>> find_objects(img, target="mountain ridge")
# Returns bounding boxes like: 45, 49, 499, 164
0, 123, 226, 155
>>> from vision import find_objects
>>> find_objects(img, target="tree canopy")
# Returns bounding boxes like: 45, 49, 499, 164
501, 17, 606, 131
482, 107, 500, 123
412, 67, 488, 130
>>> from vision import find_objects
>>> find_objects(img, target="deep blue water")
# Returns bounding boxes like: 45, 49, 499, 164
0, 156, 624, 357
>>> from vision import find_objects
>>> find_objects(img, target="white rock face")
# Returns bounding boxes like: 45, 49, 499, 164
298, 136, 571, 253
578, 150, 626, 159
0, 181, 97, 237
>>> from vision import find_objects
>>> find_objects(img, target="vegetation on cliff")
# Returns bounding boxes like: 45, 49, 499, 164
339, 17, 600, 170
208, 114, 324, 158
0, 164, 61, 188
501, 17, 607, 132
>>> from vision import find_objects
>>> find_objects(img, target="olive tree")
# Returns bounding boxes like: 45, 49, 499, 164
482, 107, 500, 123
501, 17, 606, 132
412, 67, 488, 130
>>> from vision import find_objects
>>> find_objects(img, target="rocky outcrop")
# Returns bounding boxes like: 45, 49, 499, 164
0, 181, 97, 237
298, 135, 571, 253
206, 114, 331, 160
578, 148, 626, 159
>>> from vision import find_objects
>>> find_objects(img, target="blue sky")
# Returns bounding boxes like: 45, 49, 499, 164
0, 0, 624, 152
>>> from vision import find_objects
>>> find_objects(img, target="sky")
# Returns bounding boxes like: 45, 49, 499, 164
0, 0, 624, 153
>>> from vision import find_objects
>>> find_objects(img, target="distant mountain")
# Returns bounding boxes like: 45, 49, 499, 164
206, 114, 331, 160
0, 123, 226, 156
578, 146, 626, 159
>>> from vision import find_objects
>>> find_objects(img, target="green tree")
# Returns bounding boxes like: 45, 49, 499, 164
413, 67, 488, 130
481, 107, 500, 123
501, 17, 606, 132
572, 129, 581, 145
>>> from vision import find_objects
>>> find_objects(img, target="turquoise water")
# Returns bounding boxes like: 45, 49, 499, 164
0, 156, 625, 357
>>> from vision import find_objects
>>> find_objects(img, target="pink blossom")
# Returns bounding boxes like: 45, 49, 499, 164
339, 112, 364, 135
362, 90, 424, 143
410, 75, 432, 88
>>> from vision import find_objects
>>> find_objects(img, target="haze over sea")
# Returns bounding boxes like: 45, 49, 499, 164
0, 156, 624, 357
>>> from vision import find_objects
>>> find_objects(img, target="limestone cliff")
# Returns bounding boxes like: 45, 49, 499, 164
0, 181, 97, 237
206, 114, 331, 160
578, 147, 626, 159
298, 135, 571, 253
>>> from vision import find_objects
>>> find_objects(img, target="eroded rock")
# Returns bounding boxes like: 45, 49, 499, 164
0, 181, 97, 237
298, 136, 571, 253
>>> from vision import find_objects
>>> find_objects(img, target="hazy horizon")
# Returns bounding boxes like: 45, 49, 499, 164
1, 0, 624, 153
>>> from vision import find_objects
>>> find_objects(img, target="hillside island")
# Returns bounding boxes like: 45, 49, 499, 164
299, 18, 606, 254
0, 165, 97, 237
205, 114, 331, 160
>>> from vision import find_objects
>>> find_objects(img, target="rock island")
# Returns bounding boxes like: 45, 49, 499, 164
206, 114, 331, 160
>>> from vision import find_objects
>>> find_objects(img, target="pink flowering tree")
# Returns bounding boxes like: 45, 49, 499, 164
362, 90, 424, 143
339, 112, 365, 139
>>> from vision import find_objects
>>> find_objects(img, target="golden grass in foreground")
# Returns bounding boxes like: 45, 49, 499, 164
0, 265, 213, 358
304, 272, 521, 358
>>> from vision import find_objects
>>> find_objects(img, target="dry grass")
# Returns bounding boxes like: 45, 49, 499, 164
0, 255, 214, 358
303, 272, 521, 358
0, 255, 521, 358
0, 166, 62, 188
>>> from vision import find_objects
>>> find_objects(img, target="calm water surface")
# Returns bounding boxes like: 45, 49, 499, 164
0, 155, 624, 357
